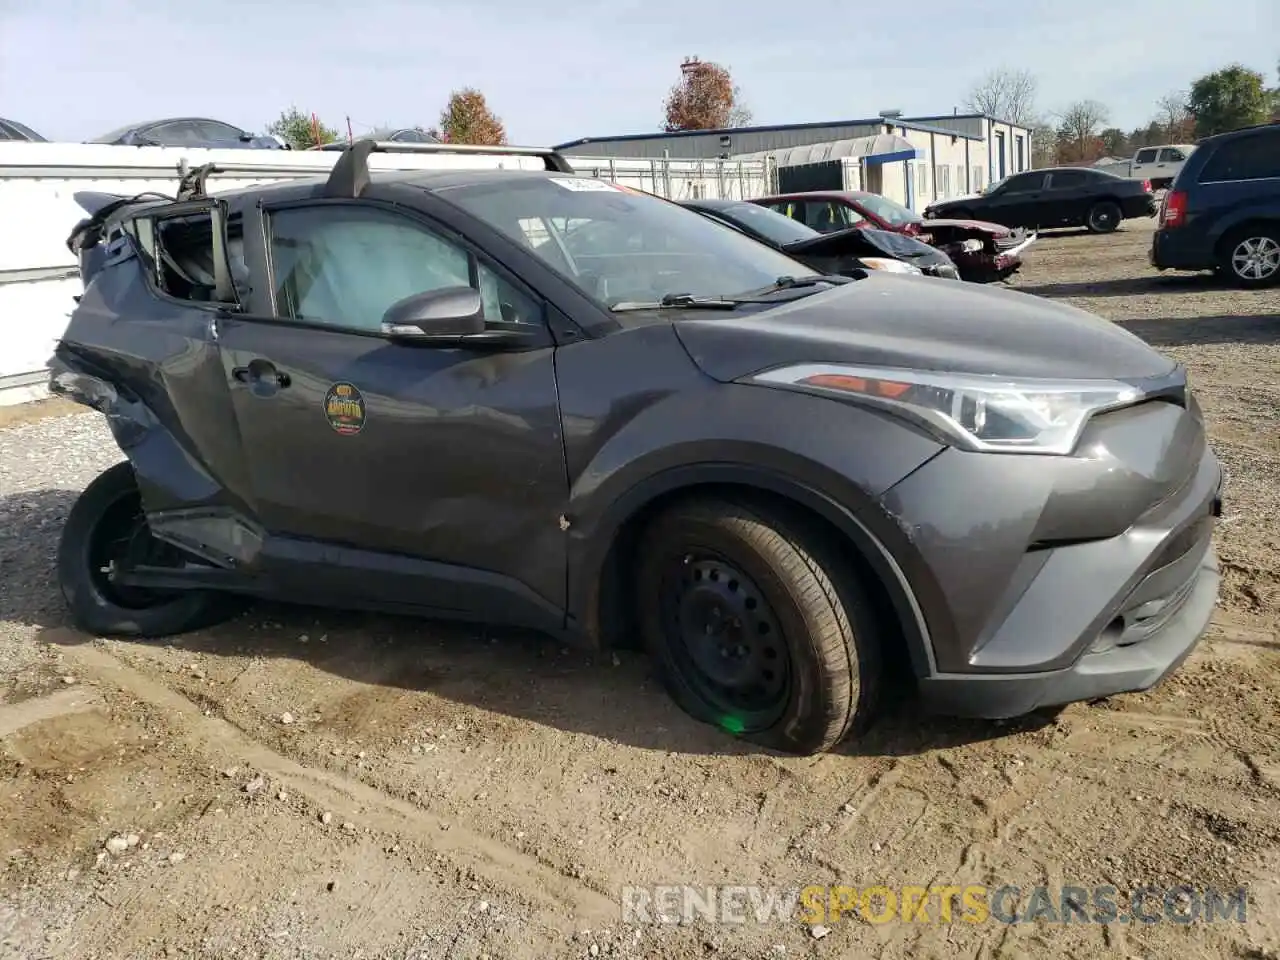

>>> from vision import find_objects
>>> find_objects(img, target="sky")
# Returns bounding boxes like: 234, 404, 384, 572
2, 0, 1275, 145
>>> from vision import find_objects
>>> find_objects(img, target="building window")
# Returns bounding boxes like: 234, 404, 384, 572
939, 165, 951, 197
974, 166, 985, 189
956, 165, 966, 194
916, 164, 928, 199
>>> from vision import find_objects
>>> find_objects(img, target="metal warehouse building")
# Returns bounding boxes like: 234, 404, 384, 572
554, 113, 1034, 212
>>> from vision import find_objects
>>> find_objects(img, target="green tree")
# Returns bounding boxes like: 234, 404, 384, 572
266, 107, 340, 149
438, 89, 507, 145
1187, 65, 1270, 137
1098, 127, 1128, 156
1270, 59, 1280, 119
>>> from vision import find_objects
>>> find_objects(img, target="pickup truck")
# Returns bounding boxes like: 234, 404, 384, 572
1129, 144, 1197, 189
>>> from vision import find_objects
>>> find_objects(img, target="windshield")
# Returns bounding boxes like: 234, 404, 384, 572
854, 193, 919, 227
3, 118, 46, 141
707, 202, 819, 246
443, 178, 821, 308
860, 228, 933, 258
91, 123, 141, 143
982, 177, 1007, 196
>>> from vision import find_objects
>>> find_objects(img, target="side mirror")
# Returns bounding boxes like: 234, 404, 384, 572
380, 286, 486, 342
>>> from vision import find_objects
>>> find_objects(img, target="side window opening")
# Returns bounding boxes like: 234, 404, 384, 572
150, 212, 243, 304
266, 205, 543, 333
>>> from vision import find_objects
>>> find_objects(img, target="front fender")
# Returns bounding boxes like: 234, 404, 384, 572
564, 380, 944, 662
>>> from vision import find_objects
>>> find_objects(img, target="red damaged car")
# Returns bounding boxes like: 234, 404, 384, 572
751, 190, 1036, 283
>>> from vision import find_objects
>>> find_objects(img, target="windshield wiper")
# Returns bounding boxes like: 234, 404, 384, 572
729, 274, 848, 300
610, 293, 740, 312
609, 276, 848, 313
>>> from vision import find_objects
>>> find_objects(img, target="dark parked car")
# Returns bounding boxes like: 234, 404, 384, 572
926, 167, 1157, 234
680, 198, 960, 280
53, 141, 1222, 756
0, 117, 47, 141
754, 190, 1033, 282
91, 118, 285, 150
313, 128, 441, 150
1151, 122, 1280, 288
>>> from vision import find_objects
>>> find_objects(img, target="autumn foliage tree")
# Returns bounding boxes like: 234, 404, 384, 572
437, 88, 507, 145
662, 57, 752, 132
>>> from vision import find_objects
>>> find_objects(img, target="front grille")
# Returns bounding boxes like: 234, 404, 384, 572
993, 231, 1025, 252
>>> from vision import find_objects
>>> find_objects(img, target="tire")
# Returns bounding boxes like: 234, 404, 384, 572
1085, 200, 1122, 234
57, 461, 238, 637
634, 497, 884, 755
1218, 225, 1280, 289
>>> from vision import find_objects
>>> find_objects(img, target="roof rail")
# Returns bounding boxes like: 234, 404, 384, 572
176, 161, 222, 201
323, 140, 575, 198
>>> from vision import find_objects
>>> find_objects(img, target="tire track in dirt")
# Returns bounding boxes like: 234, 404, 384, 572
0, 686, 104, 738
50, 631, 619, 930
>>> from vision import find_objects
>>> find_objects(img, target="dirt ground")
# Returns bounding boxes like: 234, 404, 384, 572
2, 220, 1279, 960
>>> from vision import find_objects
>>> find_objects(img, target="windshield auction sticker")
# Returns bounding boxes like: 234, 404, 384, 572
548, 177, 624, 191
324, 382, 366, 435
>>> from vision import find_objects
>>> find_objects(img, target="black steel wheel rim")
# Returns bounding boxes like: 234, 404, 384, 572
1091, 206, 1117, 230
657, 551, 791, 732
85, 491, 184, 608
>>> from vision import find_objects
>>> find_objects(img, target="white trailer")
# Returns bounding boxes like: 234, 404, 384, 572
0, 142, 771, 405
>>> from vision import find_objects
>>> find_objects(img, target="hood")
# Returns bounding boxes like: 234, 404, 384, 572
910, 217, 1009, 237
785, 227, 952, 268
782, 226, 889, 259
673, 273, 1174, 382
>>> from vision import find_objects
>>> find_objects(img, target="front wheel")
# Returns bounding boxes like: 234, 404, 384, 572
1086, 201, 1122, 234
57, 461, 239, 637
635, 498, 884, 755
1219, 226, 1280, 288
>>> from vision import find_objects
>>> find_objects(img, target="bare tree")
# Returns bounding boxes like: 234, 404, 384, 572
1030, 121, 1058, 167
963, 68, 1039, 125
1155, 91, 1193, 140
1054, 99, 1110, 163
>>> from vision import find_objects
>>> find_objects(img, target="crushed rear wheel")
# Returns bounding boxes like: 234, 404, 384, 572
57, 461, 239, 637
635, 497, 883, 755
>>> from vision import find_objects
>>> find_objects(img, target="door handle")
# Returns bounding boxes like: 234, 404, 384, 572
232, 360, 291, 389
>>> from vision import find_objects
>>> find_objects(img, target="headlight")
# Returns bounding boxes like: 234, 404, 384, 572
859, 257, 922, 275
745, 363, 1142, 455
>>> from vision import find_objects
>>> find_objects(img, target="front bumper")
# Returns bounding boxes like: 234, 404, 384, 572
998, 231, 1038, 259
917, 543, 1219, 718
872, 395, 1222, 719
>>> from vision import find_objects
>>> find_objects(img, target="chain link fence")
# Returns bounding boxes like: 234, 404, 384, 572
565, 155, 777, 201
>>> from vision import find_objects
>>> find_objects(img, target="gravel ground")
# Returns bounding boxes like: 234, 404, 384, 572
2, 220, 1279, 960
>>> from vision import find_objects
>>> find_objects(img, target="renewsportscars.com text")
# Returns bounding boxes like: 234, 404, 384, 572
620, 884, 1249, 926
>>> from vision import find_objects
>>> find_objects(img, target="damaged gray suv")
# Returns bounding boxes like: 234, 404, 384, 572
51, 141, 1222, 755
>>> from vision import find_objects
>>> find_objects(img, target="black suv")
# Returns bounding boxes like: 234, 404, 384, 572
51, 141, 1222, 756
1151, 122, 1280, 288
